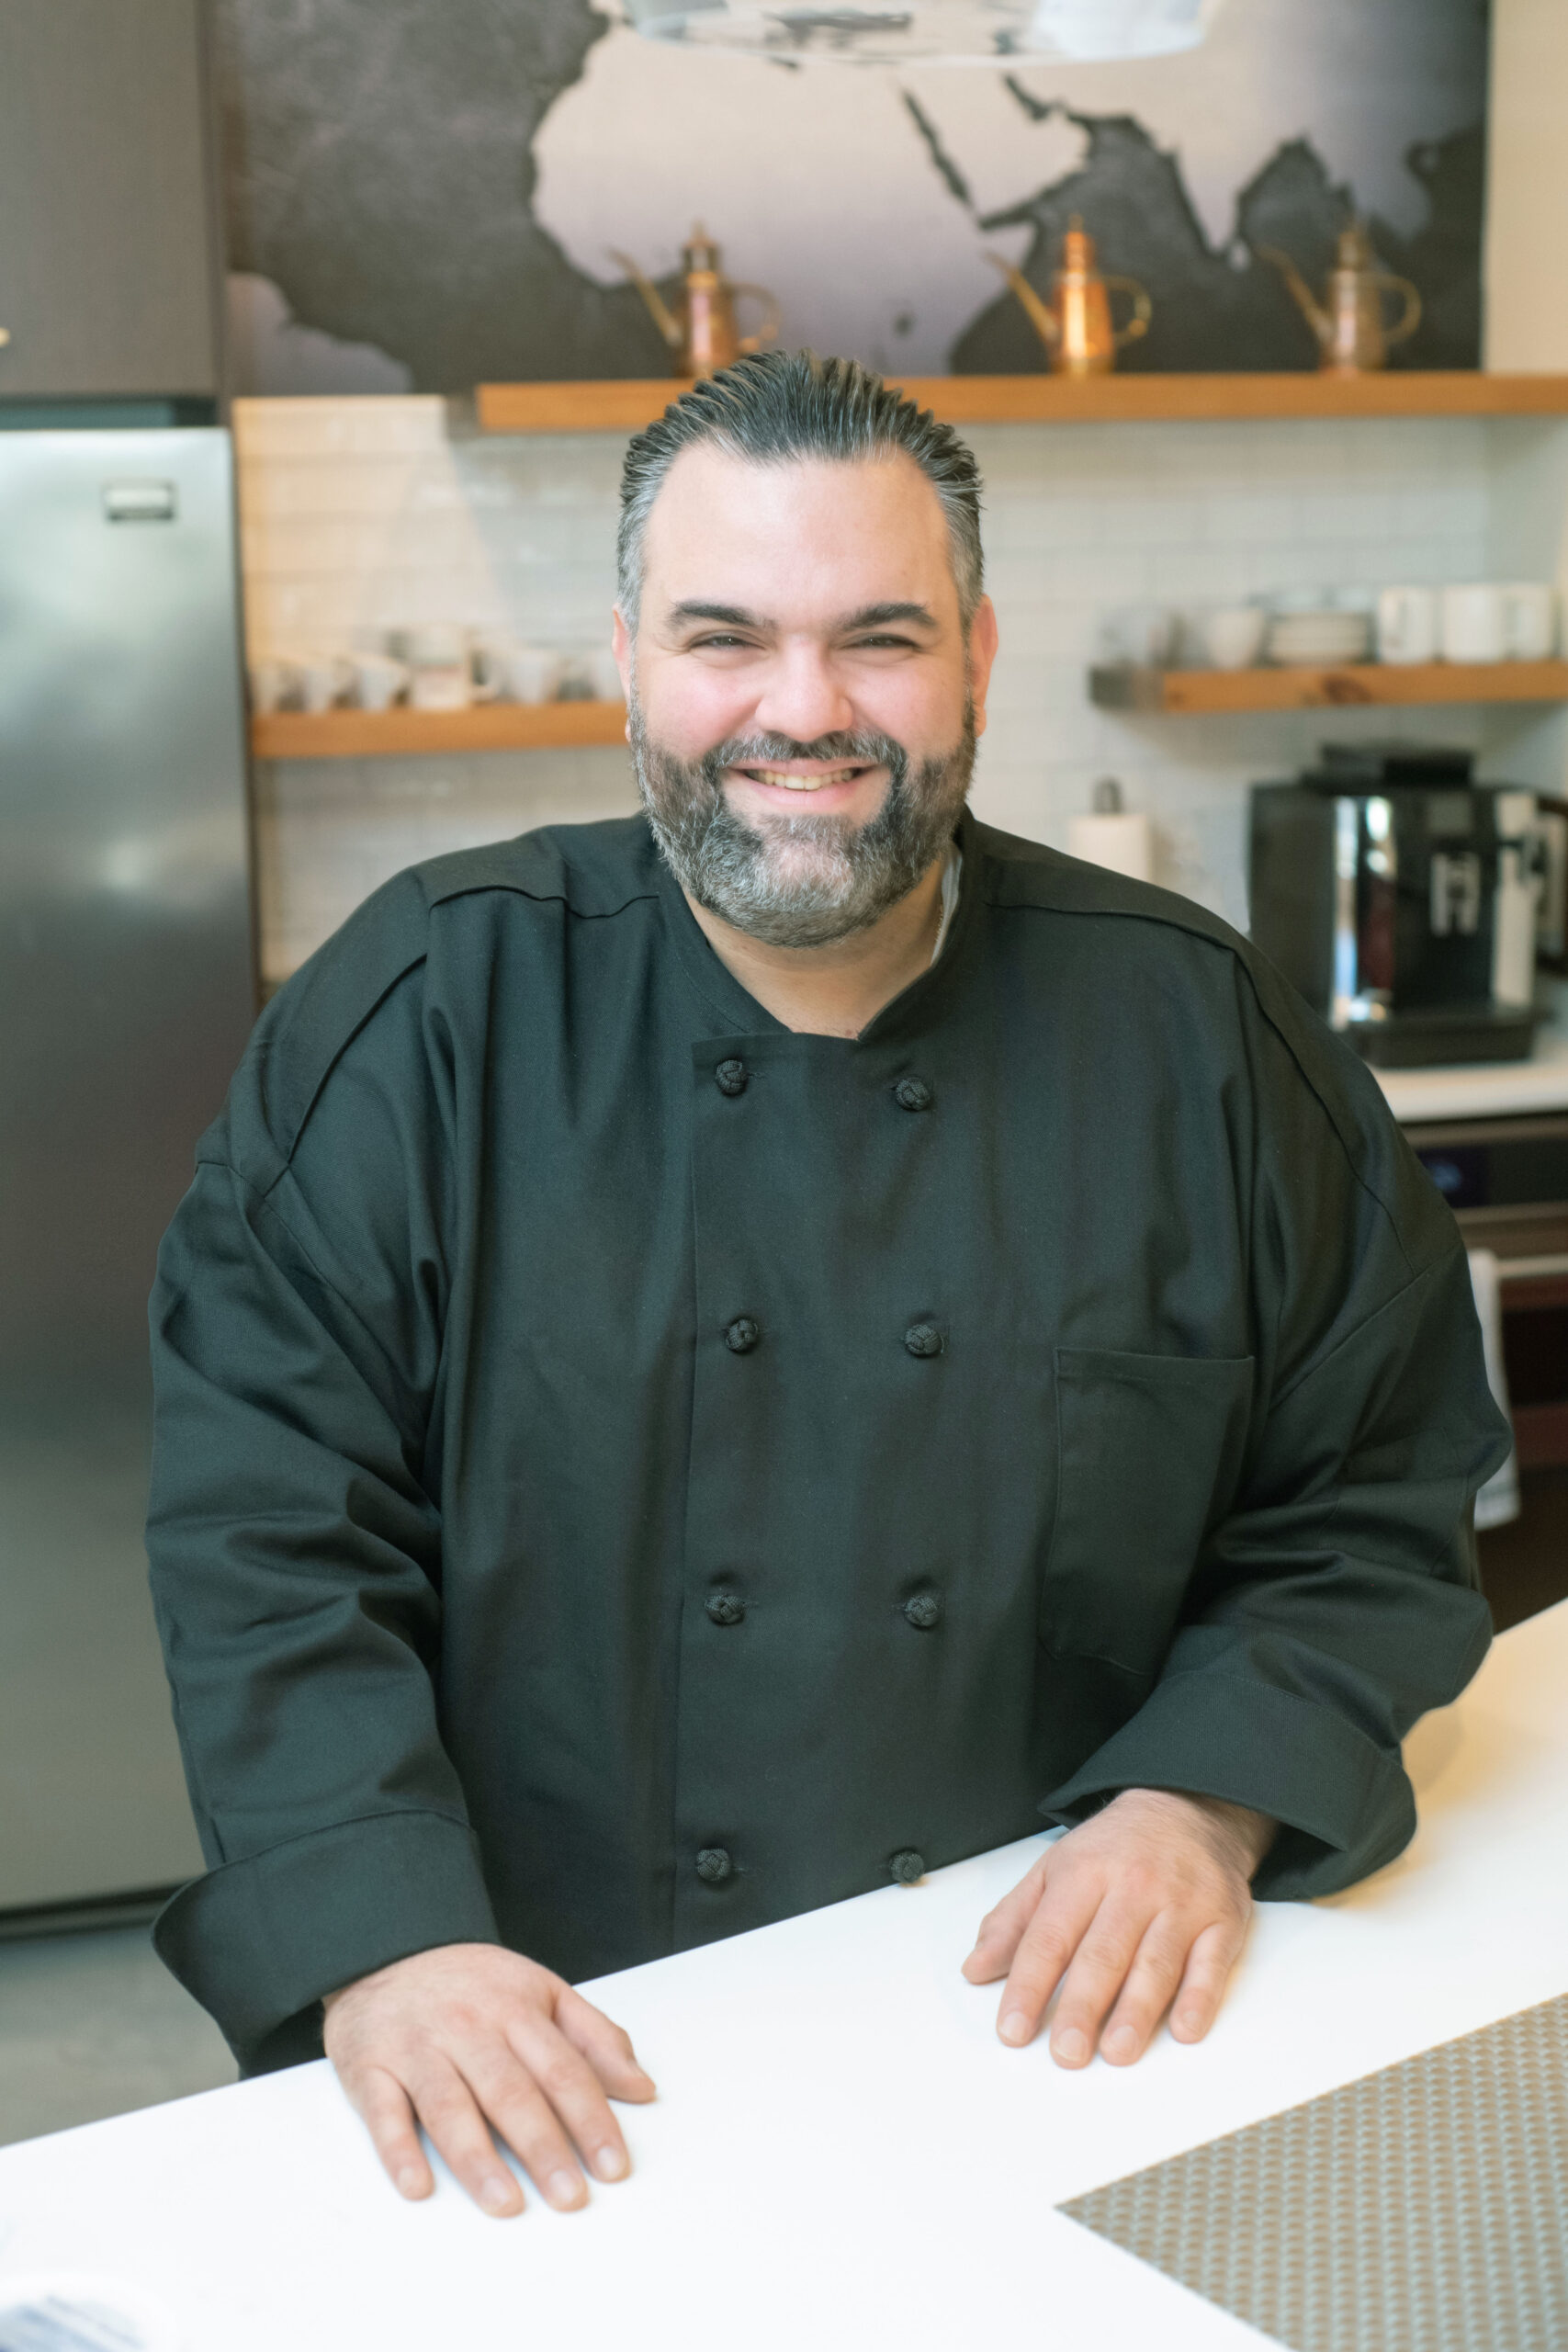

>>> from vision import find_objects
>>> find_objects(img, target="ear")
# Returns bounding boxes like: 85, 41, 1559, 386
966, 596, 999, 738
611, 608, 634, 740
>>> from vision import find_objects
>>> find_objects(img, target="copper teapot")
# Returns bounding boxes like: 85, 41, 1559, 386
987, 220, 1150, 377
1259, 222, 1421, 374
612, 223, 780, 380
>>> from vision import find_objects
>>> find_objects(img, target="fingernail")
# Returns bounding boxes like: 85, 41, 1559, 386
396, 2165, 427, 2199
998, 2010, 1032, 2046
1054, 2028, 1089, 2065
479, 2175, 518, 2215
1104, 2026, 1137, 2063
592, 2144, 627, 2181
1173, 2008, 1204, 2041
549, 2170, 586, 2210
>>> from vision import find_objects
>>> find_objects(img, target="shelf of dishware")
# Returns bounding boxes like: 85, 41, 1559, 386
475, 373, 1568, 435
1089, 659, 1568, 715
249, 701, 628, 760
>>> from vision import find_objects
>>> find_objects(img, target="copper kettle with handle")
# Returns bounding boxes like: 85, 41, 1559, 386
987, 218, 1151, 377
1259, 221, 1421, 374
612, 222, 780, 380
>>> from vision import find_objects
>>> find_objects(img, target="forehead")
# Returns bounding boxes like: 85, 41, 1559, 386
640, 443, 957, 616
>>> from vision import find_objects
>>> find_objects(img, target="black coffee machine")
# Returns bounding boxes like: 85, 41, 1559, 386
1248, 745, 1549, 1068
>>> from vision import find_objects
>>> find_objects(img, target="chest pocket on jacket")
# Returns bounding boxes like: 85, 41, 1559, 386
1041, 1347, 1255, 1679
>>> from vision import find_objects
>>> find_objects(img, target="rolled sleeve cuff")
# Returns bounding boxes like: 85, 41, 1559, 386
154, 1809, 501, 2073
1039, 1670, 1416, 1899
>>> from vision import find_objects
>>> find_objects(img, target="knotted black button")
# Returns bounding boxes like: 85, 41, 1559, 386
889, 1849, 925, 1886
725, 1316, 761, 1354
695, 1847, 733, 1883
903, 1591, 942, 1630
893, 1077, 933, 1113
716, 1057, 748, 1097
705, 1591, 746, 1626
903, 1322, 942, 1358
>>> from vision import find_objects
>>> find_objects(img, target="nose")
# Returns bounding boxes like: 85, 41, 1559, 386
750, 642, 856, 747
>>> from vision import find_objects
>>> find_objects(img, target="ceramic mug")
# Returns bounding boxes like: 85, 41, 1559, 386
1375, 585, 1438, 665
1440, 585, 1506, 663
295, 648, 353, 715
349, 650, 411, 713
1500, 582, 1557, 661
503, 645, 568, 706
249, 654, 300, 714
1202, 606, 1268, 671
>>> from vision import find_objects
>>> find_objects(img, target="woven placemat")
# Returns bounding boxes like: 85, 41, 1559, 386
1059, 1991, 1568, 2352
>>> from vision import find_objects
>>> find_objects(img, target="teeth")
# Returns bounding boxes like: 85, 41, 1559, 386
747, 766, 859, 790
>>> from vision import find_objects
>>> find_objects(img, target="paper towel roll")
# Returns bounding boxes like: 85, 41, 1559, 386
1067, 810, 1154, 884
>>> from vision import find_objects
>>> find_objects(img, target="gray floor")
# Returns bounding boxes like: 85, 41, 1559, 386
0, 1925, 236, 2147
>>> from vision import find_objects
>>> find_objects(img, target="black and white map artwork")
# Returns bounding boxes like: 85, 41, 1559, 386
217, 0, 1489, 392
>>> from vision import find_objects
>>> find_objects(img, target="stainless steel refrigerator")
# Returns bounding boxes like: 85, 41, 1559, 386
0, 419, 255, 1916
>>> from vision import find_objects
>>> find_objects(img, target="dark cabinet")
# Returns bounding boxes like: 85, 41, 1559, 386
0, 0, 220, 400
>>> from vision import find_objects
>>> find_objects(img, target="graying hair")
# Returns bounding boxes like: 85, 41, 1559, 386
616, 350, 984, 631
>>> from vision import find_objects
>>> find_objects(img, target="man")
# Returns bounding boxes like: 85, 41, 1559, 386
148, 351, 1506, 2222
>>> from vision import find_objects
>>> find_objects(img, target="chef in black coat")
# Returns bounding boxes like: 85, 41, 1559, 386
148, 352, 1506, 2221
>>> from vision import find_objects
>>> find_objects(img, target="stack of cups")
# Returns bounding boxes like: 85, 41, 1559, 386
1376, 583, 1558, 664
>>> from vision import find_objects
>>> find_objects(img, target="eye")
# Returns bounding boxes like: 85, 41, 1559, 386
690, 632, 754, 650
849, 634, 918, 650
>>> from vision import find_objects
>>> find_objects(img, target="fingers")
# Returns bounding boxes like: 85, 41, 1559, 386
505, 2012, 636, 2188
400, 2054, 530, 2217
1027, 1893, 1147, 2064
992, 1869, 1102, 2048
555, 1984, 658, 2102
1094, 1907, 1248, 2064
1081, 1908, 1194, 2066
352, 2064, 434, 2202
322, 1948, 655, 2219
973, 1805, 1256, 2067
961, 1856, 1049, 1984
1169, 1915, 1249, 2044
457, 2034, 592, 2211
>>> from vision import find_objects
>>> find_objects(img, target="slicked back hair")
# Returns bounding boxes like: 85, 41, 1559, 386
616, 349, 985, 634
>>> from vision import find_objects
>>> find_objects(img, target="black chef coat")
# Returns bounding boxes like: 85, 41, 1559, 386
146, 810, 1507, 2073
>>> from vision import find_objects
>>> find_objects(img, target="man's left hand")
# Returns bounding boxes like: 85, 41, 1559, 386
962, 1789, 1276, 2067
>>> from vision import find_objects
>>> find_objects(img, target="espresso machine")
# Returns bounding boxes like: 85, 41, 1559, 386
1248, 745, 1562, 1068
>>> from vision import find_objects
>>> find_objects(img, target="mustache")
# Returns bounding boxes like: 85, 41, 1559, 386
704, 729, 905, 775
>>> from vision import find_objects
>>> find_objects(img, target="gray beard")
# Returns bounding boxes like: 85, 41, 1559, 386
631, 700, 976, 949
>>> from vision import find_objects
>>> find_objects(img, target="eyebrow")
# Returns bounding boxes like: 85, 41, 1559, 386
839, 602, 941, 632
667, 599, 941, 633
669, 601, 765, 628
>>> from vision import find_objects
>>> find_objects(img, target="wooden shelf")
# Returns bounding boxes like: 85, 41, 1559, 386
250, 701, 628, 759
476, 373, 1568, 436
1089, 660, 1568, 715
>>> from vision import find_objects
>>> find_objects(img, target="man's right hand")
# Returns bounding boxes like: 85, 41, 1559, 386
322, 1942, 656, 2218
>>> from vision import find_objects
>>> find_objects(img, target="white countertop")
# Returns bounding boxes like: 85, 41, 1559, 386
3, 1600, 1566, 2352
1376, 985, 1568, 1123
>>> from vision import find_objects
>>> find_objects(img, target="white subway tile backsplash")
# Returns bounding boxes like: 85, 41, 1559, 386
235, 394, 1550, 982
252, 747, 640, 987
1201, 493, 1298, 547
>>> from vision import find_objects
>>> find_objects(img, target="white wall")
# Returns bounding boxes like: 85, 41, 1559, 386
1483, 0, 1568, 371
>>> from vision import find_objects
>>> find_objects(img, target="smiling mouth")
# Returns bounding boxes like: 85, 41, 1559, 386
733, 764, 876, 792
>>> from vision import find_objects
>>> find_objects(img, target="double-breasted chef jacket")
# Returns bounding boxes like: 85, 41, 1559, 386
147, 810, 1507, 2073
